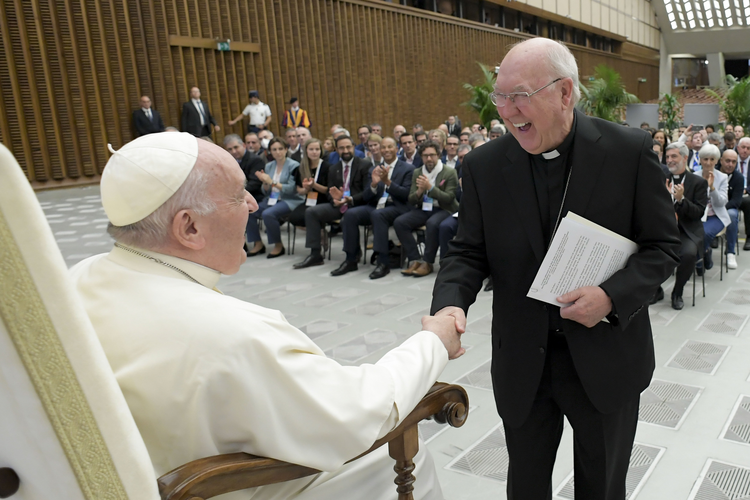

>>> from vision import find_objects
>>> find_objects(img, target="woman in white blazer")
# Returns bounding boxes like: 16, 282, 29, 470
698, 143, 729, 270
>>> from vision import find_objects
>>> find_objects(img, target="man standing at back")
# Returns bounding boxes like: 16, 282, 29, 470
181, 87, 220, 138
431, 38, 680, 499
133, 96, 165, 136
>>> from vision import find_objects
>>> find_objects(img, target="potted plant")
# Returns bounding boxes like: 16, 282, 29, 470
707, 76, 750, 131
578, 65, 639, 123
462, 62, 501, 131
658, 93, 682, 138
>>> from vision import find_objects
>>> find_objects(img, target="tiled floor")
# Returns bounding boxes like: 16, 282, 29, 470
37, 185, 750, 500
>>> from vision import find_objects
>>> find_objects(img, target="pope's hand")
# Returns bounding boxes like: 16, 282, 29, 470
434, 305, 467, 334
558, 286, 612, 328
422, 315, 465, 360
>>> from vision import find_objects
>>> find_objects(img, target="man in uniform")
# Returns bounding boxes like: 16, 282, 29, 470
70, 132, 463, 500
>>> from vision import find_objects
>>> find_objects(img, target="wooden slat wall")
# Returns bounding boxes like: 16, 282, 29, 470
0, 0, 660, 189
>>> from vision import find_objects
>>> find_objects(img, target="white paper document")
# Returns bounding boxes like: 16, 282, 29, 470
527, 212, 638, 307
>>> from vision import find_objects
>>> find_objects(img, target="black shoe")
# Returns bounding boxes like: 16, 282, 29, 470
704, 248, 713, 270
293, 254, 324, 269
247, 244, 266, 256
671, 293, 684, 310
696, 265, 704, 277
744, 240, 750, 251
267, 247, 285, 259
649, 286, 665, 305
331, 260, 358, 276
369, 263, 390, 280
711, 238, 719, 249
484, 277, 493, 292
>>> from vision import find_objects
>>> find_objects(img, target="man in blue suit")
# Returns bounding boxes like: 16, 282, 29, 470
334, 137, 414, 279
399, 132, 423, 168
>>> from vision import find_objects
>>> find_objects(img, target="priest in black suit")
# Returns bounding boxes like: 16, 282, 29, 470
430, 38, 680, 500
181, 87, 220, 138
661, 142, 708, 309
133, 96, 165, 136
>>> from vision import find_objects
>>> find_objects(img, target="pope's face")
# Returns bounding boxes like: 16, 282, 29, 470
200, 146, 258, 275
495, 45, 574, 155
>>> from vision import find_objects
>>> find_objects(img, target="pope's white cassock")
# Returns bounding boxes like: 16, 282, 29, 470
70, 245, 448, 500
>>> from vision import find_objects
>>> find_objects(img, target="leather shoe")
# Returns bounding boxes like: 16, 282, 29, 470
695, 265, 704, 277
649, 286, 664, 304
293, 254, 324, 269
412, 262, 433, 277
711, 238, 719, 249
247, 244, 266, 256
401, 261, 421, 276
671, 293, 684, 310
704, 248, 713, 270
744, 240, 750, 251
369, 263, 390, 280
331, 260, 358, 276
267, 247, 285, 259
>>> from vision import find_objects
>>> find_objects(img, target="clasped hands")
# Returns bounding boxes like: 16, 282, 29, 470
329, 186, 351, 207
255, 171, 274, 186
415, 174, 432, 195
665, 179, 684, 202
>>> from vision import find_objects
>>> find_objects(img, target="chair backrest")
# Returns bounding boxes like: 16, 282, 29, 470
0, 143, 160, 500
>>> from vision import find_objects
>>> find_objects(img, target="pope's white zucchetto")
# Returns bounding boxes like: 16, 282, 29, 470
101, 132, 199, 226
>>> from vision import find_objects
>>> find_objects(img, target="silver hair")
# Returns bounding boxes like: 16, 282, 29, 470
698, 143, 721, 160
332, 127, 350, 137
468, 132, 485, 144
739, 137, 750, 146
223, 133, 243, 146
707, 132, 722, 143
490, 125, 505, 134
457, 144, 472, 154
546, 41, 581, 105
665, 142, 689, 158
107, 166, 217, 250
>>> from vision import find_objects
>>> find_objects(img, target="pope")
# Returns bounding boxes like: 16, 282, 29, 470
70, 132, 464, 500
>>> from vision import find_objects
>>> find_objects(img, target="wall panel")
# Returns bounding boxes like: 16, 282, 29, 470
0, 0, 660, 188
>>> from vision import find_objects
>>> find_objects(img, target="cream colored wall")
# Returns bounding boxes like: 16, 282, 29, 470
518, 0, 661, 48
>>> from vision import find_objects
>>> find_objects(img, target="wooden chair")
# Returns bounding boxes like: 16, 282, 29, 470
0, 142, 468, 500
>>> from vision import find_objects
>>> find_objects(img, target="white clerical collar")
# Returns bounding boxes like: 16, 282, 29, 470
109, 244, 222, 290
542, 150, 560, 160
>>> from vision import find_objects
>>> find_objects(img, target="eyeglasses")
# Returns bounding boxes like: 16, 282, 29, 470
490, 78, 562, 108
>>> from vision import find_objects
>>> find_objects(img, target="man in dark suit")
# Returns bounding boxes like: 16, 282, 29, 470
398, 132, 423, 168
446, 116, 461, 136
223, 134, 265, 203
133, 96, 165, 136
430, 39, 680, 499
181, 87, 220, 138
719, 149, 742, 268
345, 137, 414, 280
292, 136, 370, 270
658, 143, 708, 309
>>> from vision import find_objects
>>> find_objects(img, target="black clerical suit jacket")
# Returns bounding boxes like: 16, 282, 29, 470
239, 150, 266, 202
181, 100, 217, 137
133, 109, 165, 136
431, 111, 681, 428
361, 160, 415, 209
326, 157, 370, 206
722, 167, 744, 210
662, 168, 708, 249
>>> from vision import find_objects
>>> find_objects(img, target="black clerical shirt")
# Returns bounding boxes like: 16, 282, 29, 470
530, 115, 577, 332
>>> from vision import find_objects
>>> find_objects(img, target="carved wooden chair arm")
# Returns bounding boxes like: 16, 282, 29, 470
158, 382, 469, 500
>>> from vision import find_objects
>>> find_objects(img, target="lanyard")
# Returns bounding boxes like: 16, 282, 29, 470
312, 159, 322, 183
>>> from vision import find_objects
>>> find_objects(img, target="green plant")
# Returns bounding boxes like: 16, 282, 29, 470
578, 65, 639, 123
659, 93, 682, 137
462, 62, 501, 131
707, 75, 750, 130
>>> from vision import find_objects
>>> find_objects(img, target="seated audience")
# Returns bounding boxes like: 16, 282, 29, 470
697, 144, 729, 271
246, 138, 303, 258
415, 131, 427, 146
705, 124, 715, 134
399, 132, 423, 167
652, 140, 663, 159
292, 127, 312, 162
395, 141, 459, 278
356, 125, 372, 156
735, 125, 745, 140
285, 128, 300, 159
366, 133, 384, 166
707, 132, 722, 148
72, 131, 460, 500
393, 124, 407, 143
371, 123, 383, 136
459, 131, 470, 145
722, 131, 736, 154
258, 129, 275, 162
323, 136, 336, 155
720, 149, 742, 268
489, 125, 504, 140
640, 122, 650, 130
288, 138, 330, 227
429, 129, 447, 157
652, 129, 667, 164
293, 136, 370, 269
654, 143, 707, 310
244, 132, 267, 162
364, 138, 415, 279
223, 134, 265, 203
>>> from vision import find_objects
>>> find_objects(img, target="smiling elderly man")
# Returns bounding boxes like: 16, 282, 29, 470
431, 38, 680, 499
69, 132, 463, 500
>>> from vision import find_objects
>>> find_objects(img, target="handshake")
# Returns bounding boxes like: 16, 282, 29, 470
421, 306, 467, 360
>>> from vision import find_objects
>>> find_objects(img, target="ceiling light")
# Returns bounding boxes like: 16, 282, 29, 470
689, 18, 696, 26
671, 20, 679, 27
708, 17, 715, 24
669, 11, 676, 19
667, 3, 674, 10
718, 17, 724, 23
688, 10, 695, 18
727, 15, 734, 23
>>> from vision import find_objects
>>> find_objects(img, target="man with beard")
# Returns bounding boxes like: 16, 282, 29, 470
654, 142, 707, 309
293, 136, 370, 269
